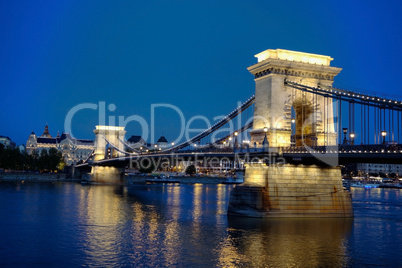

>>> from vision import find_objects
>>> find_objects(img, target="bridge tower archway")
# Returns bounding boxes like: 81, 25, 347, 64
93, 125, 126, 161
247, 49, 341, 147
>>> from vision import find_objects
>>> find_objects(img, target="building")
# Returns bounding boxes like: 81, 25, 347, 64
18, 144, 25, 152
26, 124, 94, 165
156, 136, 168, 148
0, 135, 16, 149
356, 163, 402, 175
127, 135, 146, 149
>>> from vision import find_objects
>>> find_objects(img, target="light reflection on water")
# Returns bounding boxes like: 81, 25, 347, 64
0, 182, 400, 267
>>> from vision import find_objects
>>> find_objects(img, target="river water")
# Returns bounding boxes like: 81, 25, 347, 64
0, 181, 400, 267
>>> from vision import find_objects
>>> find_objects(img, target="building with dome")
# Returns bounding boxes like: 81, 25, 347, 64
126, 135, 146, 149
156, 136, 168, 149
26, 124, 94, 165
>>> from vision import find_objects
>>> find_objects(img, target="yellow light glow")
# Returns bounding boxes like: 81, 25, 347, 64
255, 49, 333, 66
95, 125, 125, 131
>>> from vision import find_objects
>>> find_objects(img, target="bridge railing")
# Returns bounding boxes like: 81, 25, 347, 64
281, 144, 402, 154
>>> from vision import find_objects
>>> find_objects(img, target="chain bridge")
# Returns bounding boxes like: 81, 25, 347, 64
77, 48, 402, 218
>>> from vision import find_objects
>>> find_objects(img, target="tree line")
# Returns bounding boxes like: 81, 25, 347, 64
0, 145, 65, 172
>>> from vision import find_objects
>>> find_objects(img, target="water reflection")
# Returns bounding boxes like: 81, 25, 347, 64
1, 182, 399, 267
222, 217, 353, 267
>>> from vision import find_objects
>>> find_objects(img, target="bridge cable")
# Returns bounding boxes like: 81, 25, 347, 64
162, 95, 255, 153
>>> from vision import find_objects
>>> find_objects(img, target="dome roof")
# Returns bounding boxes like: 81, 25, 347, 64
157, 136, 168, 143
128, 135, 145, 144
40, 124, 52, 138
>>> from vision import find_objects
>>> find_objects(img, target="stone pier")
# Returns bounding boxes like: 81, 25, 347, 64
82, 166, 125, 184
228, 163, 353, 218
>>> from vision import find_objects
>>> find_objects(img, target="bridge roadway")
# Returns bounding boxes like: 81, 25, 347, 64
77, 144, 402, 168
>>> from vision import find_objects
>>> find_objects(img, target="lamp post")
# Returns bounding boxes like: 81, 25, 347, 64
342, 128, 348, 145
234, 131, 238, 150
350, 133, 355, 145
291, 119, 296, 146
262, 127, 269, 148
381, 130, 387, 144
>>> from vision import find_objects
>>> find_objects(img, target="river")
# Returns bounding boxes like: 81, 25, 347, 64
0, 181, 400, 267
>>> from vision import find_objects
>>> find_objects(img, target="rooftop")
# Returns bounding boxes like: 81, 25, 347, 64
255, 49, 333, 66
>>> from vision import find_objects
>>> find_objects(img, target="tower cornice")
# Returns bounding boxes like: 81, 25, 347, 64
247, 58, 342, 81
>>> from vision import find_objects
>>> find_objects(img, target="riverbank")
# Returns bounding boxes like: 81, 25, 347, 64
126, 174, 236, 184
0, 172, 239, 184
0, 172, 72, 182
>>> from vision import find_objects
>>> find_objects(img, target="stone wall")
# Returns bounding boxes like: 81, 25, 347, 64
228, 163, 353, 217
0, 172, 67, 181
84, 166, 124, 184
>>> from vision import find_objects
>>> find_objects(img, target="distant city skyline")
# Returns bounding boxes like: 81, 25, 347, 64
1, 0, 402, 145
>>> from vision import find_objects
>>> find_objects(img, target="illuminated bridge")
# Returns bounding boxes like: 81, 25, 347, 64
76, 48, 402, 218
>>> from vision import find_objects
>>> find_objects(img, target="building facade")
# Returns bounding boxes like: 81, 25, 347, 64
26, 125, 94, 165
127, 135, 146, 149
156, 136, 168, 148
0, 135, 16, 149
356, 163, 402, 175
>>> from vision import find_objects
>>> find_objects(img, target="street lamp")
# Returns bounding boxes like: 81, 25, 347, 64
262, 126, 269, 147
350, 133, 355, 145
234, 131, 238, 149
381, 130, 387, 144
342, 128, 348, 145
233, 131, 239, 152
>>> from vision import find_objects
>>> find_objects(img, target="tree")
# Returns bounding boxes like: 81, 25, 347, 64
48, 148, 63, 171
185, 165, 196, 175
138, 158, 156, 174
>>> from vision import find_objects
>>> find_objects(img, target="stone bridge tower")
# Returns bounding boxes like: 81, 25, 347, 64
93, 125, 126, 161
247, 49, 342, 147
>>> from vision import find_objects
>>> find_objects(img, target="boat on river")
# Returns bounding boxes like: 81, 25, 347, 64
145, 174, 180, 183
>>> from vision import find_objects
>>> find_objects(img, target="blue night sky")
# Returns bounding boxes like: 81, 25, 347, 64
1, 0, 402, 145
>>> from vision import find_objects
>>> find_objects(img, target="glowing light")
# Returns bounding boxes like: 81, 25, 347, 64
255, 49, 333, 66
95, 125, 125, 131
